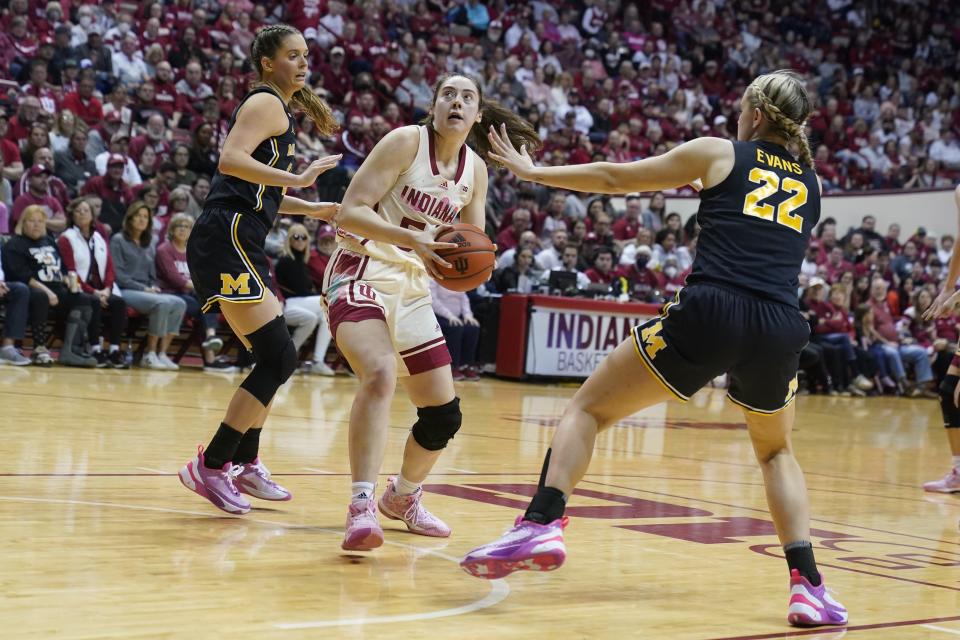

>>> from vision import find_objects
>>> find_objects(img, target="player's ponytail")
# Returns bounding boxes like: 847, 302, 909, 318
251, 24, 339, 136
746, 69, 814, 169
291, 86, 338, 136
423, 74, 542, 165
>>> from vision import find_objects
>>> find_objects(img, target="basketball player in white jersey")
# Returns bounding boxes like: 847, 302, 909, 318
326, 74, 540, 551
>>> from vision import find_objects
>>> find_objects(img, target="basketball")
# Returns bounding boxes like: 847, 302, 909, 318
433, 223, 496, 292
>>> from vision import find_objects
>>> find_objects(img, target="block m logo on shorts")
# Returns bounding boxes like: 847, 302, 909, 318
452, 256, 470, 275
220, 272, 251, 295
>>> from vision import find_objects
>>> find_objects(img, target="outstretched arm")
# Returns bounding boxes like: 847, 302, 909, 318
278, 195, 339, 221
218, 92, 341, 189
486, 123, 729, 194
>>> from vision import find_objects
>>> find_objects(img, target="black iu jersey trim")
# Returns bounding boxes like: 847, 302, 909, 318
686, 140, 821, 308
204, 85, 297, 230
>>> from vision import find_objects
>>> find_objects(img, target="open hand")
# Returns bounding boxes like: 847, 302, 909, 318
297, 154, 342, 187
487, 123, 535, 180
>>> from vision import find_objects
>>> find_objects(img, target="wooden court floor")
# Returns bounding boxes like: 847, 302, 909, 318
0, 366, 958, 639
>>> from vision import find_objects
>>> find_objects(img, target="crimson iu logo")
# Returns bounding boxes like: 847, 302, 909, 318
453, 257, 469, 274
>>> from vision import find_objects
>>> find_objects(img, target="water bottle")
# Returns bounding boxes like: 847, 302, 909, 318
125, 340, 134, 368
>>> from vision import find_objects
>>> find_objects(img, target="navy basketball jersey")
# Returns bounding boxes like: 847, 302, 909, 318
686, 140, 821, 307
205, 85, 297, 229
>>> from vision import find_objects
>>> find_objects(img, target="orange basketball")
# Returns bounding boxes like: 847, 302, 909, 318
434, 223, 496, 292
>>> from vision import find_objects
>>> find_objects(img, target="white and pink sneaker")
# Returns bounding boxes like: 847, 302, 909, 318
923, 468, 960, 493
179, 446, 251, 515
787, 569, 848, 627
342, 498, 384, 551
378, 477, 451, 537
235, 458, 292, 501
460, 515, 568, 579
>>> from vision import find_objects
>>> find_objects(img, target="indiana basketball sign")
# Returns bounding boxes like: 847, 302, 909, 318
525, 304, 656, 376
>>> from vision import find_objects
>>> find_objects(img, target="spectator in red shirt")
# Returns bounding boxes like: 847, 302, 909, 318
373, 42, 407, 94
612, 194, 642, 245
12, 164, 66, 232
824, 246, 854, 282
7, 97, 45, 149
151, 62, 179, 122
61, 74, 103, 127
585, 246, 616, 284
617, 245, 663, 302
80, 154, 135, 234
0, 111, 25, 182
307, 224, 336, 290
496, 208, 531, 252
810, 285, 873, 394
317, 46, 351, 104
22, 59, 59, 116
17, 147, 69, 205
337, 115, 373, 173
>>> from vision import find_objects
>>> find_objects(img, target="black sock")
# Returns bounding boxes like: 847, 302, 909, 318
524, 486, 567, 524
784, 541, 821, 586
233, 427, 262, 465
204, 422, 244, 469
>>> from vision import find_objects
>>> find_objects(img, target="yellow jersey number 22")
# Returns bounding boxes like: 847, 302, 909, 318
741, 167, 808, 233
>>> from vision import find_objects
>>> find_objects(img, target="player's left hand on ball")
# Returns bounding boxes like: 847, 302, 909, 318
308, 202, 340, 221
410, 226, 457, 280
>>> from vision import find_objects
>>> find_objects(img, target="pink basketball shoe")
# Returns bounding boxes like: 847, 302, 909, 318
378, 477, 450, 537
342, 498, 384, 551
460, 515, 568, 579
235, 458, 292, 501
787, 569, 848, 627
923, 468, 960, 493
178, 446, 251, 515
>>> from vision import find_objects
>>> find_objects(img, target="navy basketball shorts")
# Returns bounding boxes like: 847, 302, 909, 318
631, 283, 811, 414
187, 208, 275, 313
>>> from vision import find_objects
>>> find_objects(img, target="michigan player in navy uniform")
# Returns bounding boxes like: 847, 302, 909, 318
462, 70, 849, 627
178, 25, 341, 514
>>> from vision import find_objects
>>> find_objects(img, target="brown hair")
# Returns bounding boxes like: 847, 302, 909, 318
250, 24, 338, 136
122, 200, 153, 248
421, 74, 541, 165
745, 69, 814, 168
65, 197, 94, 229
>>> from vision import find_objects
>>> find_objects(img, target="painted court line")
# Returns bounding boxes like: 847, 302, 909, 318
135, 467, 171, 475
0, 494, 510, 630
924, 624, 960, 636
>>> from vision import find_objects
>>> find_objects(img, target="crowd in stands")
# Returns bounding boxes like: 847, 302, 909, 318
0, 0, 957, 394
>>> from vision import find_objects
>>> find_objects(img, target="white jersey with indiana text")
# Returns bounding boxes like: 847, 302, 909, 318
336, 125, 477, 271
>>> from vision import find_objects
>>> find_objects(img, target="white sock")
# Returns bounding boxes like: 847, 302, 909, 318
394, 473, 420, 496
351, 481, 375, 501
109, 344, 119, 353
952, 455, 960, 471
91, 344, 102, 353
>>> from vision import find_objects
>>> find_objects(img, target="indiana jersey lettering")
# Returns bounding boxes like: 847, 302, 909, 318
205, 85, 297, 231
337, 126, 476, 271
687, 140, 821, 307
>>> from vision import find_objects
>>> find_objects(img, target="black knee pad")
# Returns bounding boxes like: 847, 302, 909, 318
411, 397, 462, 451
239, 316, 298, 406
939, 375, 960, 428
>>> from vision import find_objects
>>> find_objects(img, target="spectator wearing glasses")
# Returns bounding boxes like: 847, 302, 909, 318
275, 223, 334, 375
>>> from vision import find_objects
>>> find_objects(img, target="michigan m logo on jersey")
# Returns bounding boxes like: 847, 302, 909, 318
220, 273, 251, 295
